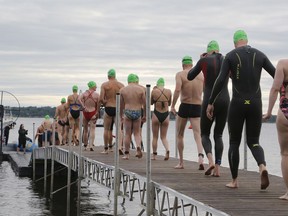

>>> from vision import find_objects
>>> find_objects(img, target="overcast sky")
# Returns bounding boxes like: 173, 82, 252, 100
1, 0, 287, 114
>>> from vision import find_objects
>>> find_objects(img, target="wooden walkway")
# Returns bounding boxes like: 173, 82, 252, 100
59, 145, 288, 216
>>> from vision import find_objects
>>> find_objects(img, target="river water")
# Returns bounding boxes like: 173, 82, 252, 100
0, 117, 281, 215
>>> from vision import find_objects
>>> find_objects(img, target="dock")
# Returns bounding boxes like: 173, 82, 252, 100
2, 144, 288, 216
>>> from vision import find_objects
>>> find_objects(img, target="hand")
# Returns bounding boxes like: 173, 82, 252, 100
171, 107, 177, 116
262, 113, 272, 121
206, 104, 214, 120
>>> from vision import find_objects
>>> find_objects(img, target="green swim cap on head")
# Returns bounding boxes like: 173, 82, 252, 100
45, 115, 50, 120
157, 77, 165, 87
207, 40, 219, 53
233, 30, 248, 43
182, 56, 193, 65
108, 69, 116, 77
127, 73, 137, 83
87, 81, 96, 88
61, 98, 66, 103
135, 74, 139, 82
72, 85, 78, 92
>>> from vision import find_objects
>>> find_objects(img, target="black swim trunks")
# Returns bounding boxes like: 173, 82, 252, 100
178, 103, 201, 118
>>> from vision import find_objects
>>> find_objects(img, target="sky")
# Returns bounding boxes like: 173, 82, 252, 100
1, 0, 288, 114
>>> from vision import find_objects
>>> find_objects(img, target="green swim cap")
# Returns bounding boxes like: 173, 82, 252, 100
157, 77, 165, 87
72, 85, 78, 92
45, 115, 50, 120
207, 40, 219, 53
108, 69, 116, 77
127, 74, 137, 83
135, 74, 139, 82
233, 30, 248, 43
61, 98, 66, 103
182, 56, 193, 65
87, 81, 96, 88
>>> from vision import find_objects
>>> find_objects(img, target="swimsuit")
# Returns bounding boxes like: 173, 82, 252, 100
69, 95, 81, 119
58, 119, 69, 126
83, 90, 98, 121
154, 88, 169, 109
280, 82, 288, 119
105, 107, 116, 117
124, 109, 142, 120
154, 109, 169, 123
178, 103, 201, 118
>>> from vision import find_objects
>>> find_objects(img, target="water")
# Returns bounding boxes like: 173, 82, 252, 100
0, 117, 281, 215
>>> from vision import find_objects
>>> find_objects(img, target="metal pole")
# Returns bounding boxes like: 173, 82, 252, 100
77, 90, 83, 216
175, 116, 178, 159
44, 130, 48, 194
243, 122, 247, 170
33, 147, 36, 181
67, 128, 72, 216
145, 84, 153, 216
33, 123, 35, 144
113, 93, 121, 216
50, 119, 56, 199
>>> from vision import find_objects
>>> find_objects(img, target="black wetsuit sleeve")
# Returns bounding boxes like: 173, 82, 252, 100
263, 57, 275, 78
208, 58, 229, 104
187, 59, 202, 80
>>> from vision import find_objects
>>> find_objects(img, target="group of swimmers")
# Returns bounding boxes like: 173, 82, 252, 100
33, 29, 288, 200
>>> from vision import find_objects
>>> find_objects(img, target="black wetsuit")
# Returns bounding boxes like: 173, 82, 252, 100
188, 52, 230, 165
18, 128, 27, 149
209, 45, 275, 179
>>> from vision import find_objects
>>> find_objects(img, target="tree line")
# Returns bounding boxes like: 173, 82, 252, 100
16, 106, 56, 118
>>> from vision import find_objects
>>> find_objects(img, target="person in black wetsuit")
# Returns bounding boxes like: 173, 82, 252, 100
17, 124, 28, 154
4, 125, 11, 145
151, 77, 172, 160
207, 30, 275, 189
188, 40, 230, 177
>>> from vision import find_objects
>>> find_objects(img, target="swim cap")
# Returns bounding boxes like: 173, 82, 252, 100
45, 115, 50, 120
182, 56, 193, 65
72, 85, 78, 92
157, 77, 165, 87
207, 40, 219, 53
135, 74, 139, 82
61, 98, 66, 103
233, 30, 248, 43
127, 74, 137, 83
108, 69, 116, 77
87, 81, 96, 88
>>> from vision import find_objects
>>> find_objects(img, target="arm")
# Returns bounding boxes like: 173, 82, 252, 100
187, 60, 202, 81
263, 60, 284, 119
99, 84, 106, 106
171, 73, 181, 115
263, 56, 276, 78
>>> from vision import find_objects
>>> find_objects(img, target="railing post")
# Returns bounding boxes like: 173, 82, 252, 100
44, 130, 48, 194
175, 116, 178, 159
67, 128, 72, 216
113, 93, 121, 215
33, 148, 36, 181
146, 84, 153, 216
77, 92, 83, 216
50, 119, 56, 199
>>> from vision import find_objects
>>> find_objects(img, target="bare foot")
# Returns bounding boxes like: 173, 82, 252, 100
118, 149, 124, 155
101, 149, 108, 154
151, 154, 156, 160
135, 147, 142, 159
279, 192, 288, 200
204, 165, 215, 175
226, 180, 238, 188
174, 164, 184, 169
164, 151, 170, 161
212, 164, 220, 177
260, 170, 270, 190
122, 154, 129, 160
108, 148, 113, 152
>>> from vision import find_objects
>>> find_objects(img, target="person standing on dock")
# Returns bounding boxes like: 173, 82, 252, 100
151, 77, 172, 160
187, 41, 230, 177
41, 115, 53, 146
100, 69, 124, 154
171, 56, 205, 169
34, 125, 44, 147
80, 81, 101, 151
67, 85, 82, 146
207, 30, 275, 189
120, 73, 146, 160
4, 124, 11, 145
263, 59, 288, 199
17, 124, 28, 154
54, 98, 69, 145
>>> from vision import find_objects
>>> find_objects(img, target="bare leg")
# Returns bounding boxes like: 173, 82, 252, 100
190, 117, 204, 168
226, 178, 239, 188
205, 153, 215, 175
174, 116, 186, 169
